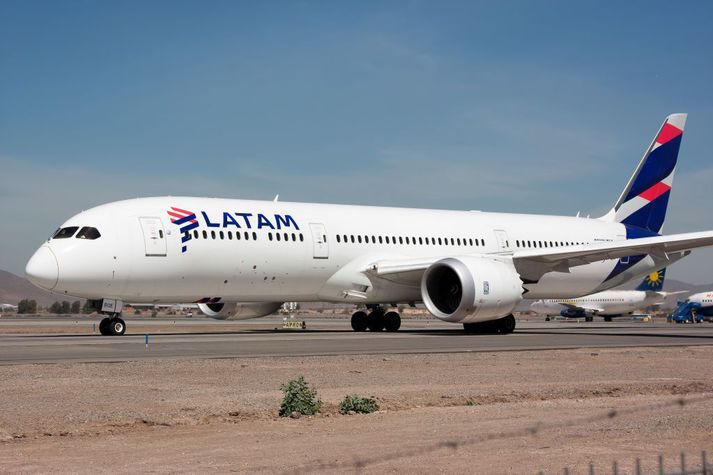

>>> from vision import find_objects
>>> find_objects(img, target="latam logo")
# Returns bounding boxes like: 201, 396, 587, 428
167, 207, 300, 253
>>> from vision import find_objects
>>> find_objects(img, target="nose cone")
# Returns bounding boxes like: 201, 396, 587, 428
26, 246, 59, 291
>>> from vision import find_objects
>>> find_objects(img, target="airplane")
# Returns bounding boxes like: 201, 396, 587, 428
529, 268, 686, 321
669, 291, 713, 322
0, 304, 18, 312
24, 113, 713, 336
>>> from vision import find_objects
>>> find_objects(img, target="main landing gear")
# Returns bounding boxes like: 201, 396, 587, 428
99, 315, 126, 336
351, 307, 401, 332
462, 314, 516, 334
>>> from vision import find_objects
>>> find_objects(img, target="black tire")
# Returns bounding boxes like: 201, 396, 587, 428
351, 311, 368, 332
604, 316, 613, 322
463, 322, 482, 334
545, 317, 550, 322
367, 310, 385, 332
99, 317, 111, 336
384, 311, 401, 332
110, 317, 126, 336
499, 314, 516, 334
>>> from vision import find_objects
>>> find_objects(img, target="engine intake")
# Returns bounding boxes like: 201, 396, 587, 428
421, 257, 523, 323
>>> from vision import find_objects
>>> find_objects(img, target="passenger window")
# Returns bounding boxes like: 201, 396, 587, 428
299, 233, 304, 242
159, 230, 164, 239
228, 231, 233, 240
236, 231, 241, 240
337, 235, 341, 243
193, 230, 199, 239
211, 231, 216, 239
244, 231, 249, 240
385, 236, 390, 244
277, 233, 282, 242
252, 232, 257, 240
54, 226, 79, 239
379, 236, 383, 244
76, 227, 101, 240
284, 233, 288, 241
219, 231, 224, 240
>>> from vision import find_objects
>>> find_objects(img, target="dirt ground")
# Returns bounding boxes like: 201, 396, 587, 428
1, 346, 712, 474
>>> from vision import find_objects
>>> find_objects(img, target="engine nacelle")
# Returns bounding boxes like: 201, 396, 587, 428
560, 308, 589, 319
421, 257, 523, 323
198, 302, 282, 320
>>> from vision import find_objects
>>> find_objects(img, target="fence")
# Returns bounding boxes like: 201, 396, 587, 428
553, 450, 709, 475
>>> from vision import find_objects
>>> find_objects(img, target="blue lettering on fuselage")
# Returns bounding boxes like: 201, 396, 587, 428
201, 211, 220, 228
199, 211, 299, 231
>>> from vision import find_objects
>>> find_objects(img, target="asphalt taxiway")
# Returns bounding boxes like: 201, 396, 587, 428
1, 316, 712, 364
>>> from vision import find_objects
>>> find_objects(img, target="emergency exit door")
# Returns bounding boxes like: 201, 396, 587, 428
139, 217, 167, 256
309, 223, 329, 259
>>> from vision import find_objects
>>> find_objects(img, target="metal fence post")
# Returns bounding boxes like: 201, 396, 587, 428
613, 460, 618, 475
589, 462, 595, 475
681, 451, 686, 475
703, 450, 709, 475
659, 454, 665, 475
636, 457, 642, 475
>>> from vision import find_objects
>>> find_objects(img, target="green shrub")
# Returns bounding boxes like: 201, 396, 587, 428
339, 394, 379, 415
279, 376, 322, 417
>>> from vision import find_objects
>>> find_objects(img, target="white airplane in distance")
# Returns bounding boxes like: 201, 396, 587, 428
0, 304, 18, 312
530, 268, 685, 321
670, 291, 713, 320
24, 113, 713, 336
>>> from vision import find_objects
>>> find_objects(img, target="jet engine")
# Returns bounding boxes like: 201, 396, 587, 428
421, 257, 523, 323
198, 302, 282, 320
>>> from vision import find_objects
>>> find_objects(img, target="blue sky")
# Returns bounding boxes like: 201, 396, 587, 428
1, 1, 713, 282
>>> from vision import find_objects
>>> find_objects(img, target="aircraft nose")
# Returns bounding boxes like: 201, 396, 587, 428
25, 246, 59, 291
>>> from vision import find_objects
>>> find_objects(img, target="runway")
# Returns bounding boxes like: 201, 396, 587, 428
1, 316, 712, 364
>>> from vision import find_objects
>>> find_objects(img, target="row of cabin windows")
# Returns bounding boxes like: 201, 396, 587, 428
516, 239, 588, 249
185, 230, 305, 242
335, 234, 486, 247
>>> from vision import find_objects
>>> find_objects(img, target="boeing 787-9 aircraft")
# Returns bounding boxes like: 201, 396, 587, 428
25, 114, 713, 336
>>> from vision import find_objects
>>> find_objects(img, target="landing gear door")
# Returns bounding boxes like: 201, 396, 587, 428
494, 229, 511, 253
309, 223, 329, 259
139, 217, 167, 256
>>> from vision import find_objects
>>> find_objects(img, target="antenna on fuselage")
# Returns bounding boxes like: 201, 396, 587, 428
273, 194, 279, 202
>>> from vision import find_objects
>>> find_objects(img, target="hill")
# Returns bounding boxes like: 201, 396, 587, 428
0, 269, 64, 307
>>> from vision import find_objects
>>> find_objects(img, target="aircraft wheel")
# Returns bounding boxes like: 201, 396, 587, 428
110, 317, 126, 336
585, 316, 593, 322
463, 322, 482, 334
367, 310, 385, 332
499, 314, 516, 334
384, 311, 401, 332
99, 317, 111, 336
351, 311, 368, 332
604, 316, 613, 322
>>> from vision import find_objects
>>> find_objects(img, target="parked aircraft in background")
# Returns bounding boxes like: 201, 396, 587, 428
25, 113, 713, 336
530, 269, 685, 321
0, 303, 18, 312
669, 291, 713, 322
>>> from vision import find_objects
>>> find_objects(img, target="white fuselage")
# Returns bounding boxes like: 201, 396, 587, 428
27, 197, 674, 305
530, 290, 662, 317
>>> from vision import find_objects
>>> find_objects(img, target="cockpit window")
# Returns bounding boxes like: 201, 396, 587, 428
53, 227, 79, 239
76, 227, 101, 240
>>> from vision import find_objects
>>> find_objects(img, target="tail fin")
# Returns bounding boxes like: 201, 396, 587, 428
635, 268, 666, 291
601, 113, 687, 234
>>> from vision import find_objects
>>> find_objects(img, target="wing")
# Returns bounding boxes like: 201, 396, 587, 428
366, 230, 713, 286
512, 230, 713, 282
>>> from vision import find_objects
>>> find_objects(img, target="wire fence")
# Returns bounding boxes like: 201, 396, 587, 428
553, 450, 709, 475
287, 393, 713, 474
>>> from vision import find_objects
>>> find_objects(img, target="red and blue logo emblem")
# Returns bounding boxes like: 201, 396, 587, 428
167, 207, 199, 253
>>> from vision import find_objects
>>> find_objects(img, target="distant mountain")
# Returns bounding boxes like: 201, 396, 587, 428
0, 269, 64, 307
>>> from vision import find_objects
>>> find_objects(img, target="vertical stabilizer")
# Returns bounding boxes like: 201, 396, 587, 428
601, 114, 686, 234
635, 268, 666, 291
